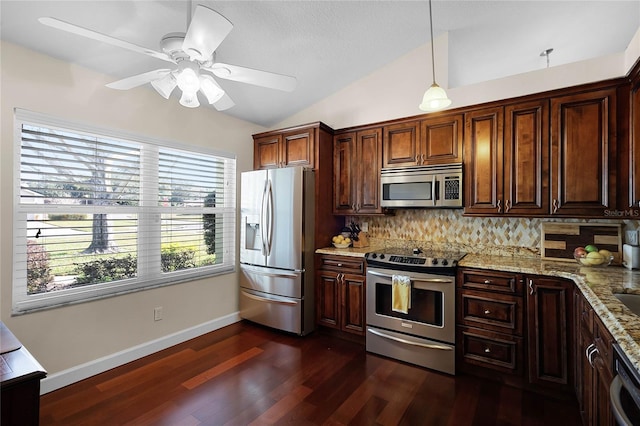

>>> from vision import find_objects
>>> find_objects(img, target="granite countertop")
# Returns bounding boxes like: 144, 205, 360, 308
316, 246, 640, 375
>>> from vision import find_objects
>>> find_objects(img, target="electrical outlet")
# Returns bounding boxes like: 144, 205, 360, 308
154, 306, 163, 321
627, 230, 639, 246
361, 222, 369, 233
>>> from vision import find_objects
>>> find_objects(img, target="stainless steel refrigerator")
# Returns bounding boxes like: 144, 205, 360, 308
239, 167, 315, 335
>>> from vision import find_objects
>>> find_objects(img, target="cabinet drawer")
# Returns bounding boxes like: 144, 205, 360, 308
459, 290, 523, 335
458, 327, 523, 374
458, 269, 522, 294
318, 255, 364, 274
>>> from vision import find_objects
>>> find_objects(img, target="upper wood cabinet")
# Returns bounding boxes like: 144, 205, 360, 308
382, 114, 463, 168
254, 126, 316, 169
464, 106, 504, 215
550, 88, 617, 216
333, 128, 383, 215
252, 122, 341, 250
504, 100, 550, 216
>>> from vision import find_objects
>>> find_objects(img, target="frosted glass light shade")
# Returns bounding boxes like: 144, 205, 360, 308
419, 83, 452, 112
199, 75, 225, 104
179, 91, 200, 108
176, 62, 200, 94
151, 73, 177, 99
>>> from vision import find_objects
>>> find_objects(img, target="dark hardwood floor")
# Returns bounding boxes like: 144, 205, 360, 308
40, 321, 582, 425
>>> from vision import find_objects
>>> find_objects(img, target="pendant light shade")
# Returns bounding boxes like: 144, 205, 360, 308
419, 83, 452, 112
419, 0, 451, 112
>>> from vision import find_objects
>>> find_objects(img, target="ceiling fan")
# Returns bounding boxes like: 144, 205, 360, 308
38, 3, 297, 110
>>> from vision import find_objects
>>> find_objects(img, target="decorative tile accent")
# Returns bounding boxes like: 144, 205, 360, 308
348, 210, 640, 258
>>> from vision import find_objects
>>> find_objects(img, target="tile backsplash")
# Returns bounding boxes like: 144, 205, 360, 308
348, 210, 640, 259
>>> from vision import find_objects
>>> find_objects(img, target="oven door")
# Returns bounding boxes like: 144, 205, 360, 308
366, 267, 455, 344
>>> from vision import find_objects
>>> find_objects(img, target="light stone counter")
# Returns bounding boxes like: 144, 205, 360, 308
315, 247, 640, 375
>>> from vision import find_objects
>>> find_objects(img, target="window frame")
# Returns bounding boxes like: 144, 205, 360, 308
12, 109, 237, 315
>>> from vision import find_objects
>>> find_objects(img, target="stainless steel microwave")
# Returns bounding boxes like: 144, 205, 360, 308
380, 163, 463, 208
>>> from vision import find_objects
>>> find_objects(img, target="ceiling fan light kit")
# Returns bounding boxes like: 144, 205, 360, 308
418, 0, 451, 113
38, 3, 297, 111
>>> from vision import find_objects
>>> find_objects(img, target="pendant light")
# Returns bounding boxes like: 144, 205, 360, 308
419, 0, 451, 112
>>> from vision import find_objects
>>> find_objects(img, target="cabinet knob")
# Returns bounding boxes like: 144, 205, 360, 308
337, 263, 343, 267
484, 309, 491, 315
484, 280, 492, 284
484, 347, 491, 353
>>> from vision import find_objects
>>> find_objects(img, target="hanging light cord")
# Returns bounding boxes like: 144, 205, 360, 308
429, 0, 436, 84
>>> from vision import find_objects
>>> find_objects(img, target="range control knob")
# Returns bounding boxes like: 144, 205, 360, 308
442, 259, 449, 266
431, 258, 438, 265
371, 253, 378, 259
380, 254, 385, 259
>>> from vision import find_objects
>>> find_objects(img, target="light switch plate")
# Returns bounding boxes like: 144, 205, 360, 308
626, 230, 639, 246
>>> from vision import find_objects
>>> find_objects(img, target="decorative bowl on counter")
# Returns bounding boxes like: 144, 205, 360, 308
573, 245, 614, 267
333, 242, 351, 249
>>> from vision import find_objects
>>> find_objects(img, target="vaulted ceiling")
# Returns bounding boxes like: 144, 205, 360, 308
1, 1, 638, 127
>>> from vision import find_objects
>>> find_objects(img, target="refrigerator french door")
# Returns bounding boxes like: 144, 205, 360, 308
239, 167, 315, 335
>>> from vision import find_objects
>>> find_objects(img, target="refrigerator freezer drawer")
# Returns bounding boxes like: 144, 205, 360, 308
240, 264, 303, 298
240, 288, 304, 335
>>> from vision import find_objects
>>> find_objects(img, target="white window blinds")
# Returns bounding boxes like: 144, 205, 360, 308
13, 109, 236, 314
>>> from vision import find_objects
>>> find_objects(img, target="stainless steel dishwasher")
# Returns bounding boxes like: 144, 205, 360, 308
610, 343, 640, 425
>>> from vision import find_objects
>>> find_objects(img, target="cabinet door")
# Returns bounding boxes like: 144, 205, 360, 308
333, 132, 356, 214
464, 107, 504, 214
341, 273, 365, 335
356, 128, 383, 214
526, 276, 574, 391
421, 113, 463, 165
503, 100, 549, 215
316, 271, 340, 329
383, 121, 420, 167
550, 88, 616, 216
282, 128, 315, 168
254, 134, 282, 169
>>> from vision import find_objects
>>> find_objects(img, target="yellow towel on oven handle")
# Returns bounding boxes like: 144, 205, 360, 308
392, 274, 411, 314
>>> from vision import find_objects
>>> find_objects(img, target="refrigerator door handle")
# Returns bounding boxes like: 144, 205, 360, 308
260, 180, 268, 255
266, 178, 274, 256
241, 290, 298, 306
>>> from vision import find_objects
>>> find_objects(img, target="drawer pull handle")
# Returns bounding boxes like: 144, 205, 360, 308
484, 347, 491, 353
484, 309, 491, 315
337, 263, 343, 267
483, 280, 492, 284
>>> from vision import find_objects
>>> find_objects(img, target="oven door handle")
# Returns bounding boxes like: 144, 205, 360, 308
367, 328, 453, 351
367, 270, 454, 284
610, 375, 634, 426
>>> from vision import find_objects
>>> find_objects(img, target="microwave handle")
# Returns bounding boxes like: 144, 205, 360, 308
432, 175, 437, 206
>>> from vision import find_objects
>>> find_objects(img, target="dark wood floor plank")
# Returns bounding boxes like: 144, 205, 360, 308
39, 321, 582, 426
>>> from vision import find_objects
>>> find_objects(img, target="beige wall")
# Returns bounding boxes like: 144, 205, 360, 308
276, 28, 640, 131
0, 41, 264, 376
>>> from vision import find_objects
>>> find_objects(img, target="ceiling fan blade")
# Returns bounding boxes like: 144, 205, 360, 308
38, 17, 175, 64
205, 63, 297, 92
213, 93, 235, 111
182, 5, 233, 62
106, 69, 172, 90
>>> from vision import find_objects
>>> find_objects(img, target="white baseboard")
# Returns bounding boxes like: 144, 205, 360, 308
40, 312, 241, 395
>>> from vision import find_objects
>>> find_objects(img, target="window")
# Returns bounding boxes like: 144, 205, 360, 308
13, 109, 236, 314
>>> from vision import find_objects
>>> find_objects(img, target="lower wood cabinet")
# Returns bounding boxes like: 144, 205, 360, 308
575, 291, 614, 426
526, 276, 574, 393
458, 268, 577, 396
457, 268, 525, 378
315, 254, 366, 335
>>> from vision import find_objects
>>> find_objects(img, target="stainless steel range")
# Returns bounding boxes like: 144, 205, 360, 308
365, 247, 465, 375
